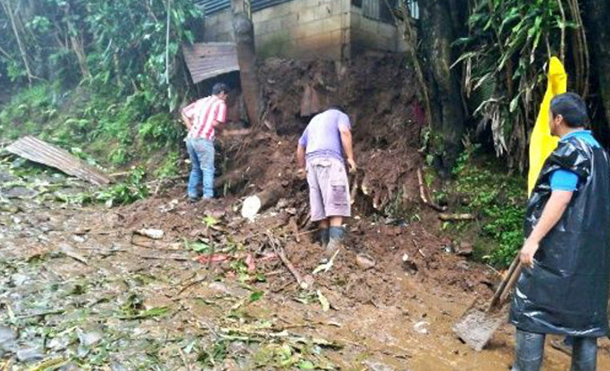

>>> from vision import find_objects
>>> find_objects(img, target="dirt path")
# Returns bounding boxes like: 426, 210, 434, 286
1, 164, 609, 370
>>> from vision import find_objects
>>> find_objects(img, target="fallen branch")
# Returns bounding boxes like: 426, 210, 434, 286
14, 309, 65, 320
175, 275, 208, 297
59, 245, 89, 265
277, 247, 308, 289
288, 217, 300, 242
438, 213, 476, 222
138, 254, 191, 262
417, 168, 447, 212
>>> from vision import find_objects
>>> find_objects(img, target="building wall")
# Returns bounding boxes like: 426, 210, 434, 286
202, 0, 406, 60
349, 5, 407, 56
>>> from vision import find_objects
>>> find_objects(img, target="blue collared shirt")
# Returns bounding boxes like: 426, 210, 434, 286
549, 130, 600, 191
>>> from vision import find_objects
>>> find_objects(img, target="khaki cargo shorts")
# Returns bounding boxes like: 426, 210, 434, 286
306, 156, 351, 222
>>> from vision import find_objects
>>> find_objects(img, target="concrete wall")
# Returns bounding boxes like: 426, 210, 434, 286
254, 0, 350, 60
349, 5, 407, 56
202, 0, 406, 60
203, 10, 234, 42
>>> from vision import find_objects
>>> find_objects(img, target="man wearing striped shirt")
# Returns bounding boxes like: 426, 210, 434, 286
181, 83, 229, 202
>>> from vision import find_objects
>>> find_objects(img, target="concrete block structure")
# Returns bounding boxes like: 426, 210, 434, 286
196, 0, 419, 61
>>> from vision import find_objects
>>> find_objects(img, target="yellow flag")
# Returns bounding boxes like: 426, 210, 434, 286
527, 57, 567, 196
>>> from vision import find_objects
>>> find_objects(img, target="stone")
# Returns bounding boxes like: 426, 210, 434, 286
0, 326, 17, 351
209, 282, 249, 298
77, 329, 102, 347
356, 254, 376, 270
16, 347, 44, 362
362, 360, 395, 371
458, 242, 474, 256
48, 335, 71, 351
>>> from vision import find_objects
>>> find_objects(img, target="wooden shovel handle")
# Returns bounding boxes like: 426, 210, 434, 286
499, 261, 523, 303
487, 255, 520, 311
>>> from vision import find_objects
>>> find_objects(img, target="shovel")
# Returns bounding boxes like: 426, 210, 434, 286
453, 255, 523, 351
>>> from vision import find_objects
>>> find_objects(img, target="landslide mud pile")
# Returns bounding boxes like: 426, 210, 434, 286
120, 53, 494, 308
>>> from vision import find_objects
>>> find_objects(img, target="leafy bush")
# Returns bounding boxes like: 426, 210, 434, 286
454, 0, 587, 170
154, 151, 181, 179
453, 146, 527, 267
0, 84, 55, 139
138, 113, 184, 147
95, 167, 149, 206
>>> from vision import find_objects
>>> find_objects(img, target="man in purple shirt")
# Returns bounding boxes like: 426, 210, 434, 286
297, 106, 356, 257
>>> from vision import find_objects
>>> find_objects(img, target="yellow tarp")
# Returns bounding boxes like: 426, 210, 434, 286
528, 57, 567, 196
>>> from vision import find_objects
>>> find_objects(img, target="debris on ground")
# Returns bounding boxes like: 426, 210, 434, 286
2, 54, 609, 370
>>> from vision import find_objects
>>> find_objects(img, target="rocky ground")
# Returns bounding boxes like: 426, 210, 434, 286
1, 158, 609, 370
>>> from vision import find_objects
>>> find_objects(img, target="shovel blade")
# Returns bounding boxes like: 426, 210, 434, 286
453, 305, 506, 351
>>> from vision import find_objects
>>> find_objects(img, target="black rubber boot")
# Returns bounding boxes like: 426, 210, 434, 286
316, 228, 330, 248
324, 226, 346, 258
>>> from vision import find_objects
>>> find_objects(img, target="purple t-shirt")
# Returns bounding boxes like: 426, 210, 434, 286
298, 109, 351, 162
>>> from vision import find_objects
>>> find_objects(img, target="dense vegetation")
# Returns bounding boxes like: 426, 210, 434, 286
0, 0, 203, 171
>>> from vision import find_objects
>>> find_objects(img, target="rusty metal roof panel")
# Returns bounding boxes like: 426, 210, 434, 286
182, 42, 240, 84
5, 136, 111, 186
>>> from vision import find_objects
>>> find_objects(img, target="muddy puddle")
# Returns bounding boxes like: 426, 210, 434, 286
1, 162, 610, 370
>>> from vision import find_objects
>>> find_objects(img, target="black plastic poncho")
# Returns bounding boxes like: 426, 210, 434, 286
510, 135, 610, 337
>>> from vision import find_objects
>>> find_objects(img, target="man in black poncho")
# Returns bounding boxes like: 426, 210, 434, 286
510, 92, 610, 371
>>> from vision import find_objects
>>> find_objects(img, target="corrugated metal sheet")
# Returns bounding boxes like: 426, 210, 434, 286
195, 0, 296, 16
6, 136, 111, 186
182, 42, 240, 84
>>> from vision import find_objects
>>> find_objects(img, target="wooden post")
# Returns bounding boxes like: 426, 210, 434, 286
231, 0, 262, 127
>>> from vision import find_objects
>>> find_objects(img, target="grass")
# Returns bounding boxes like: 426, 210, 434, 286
448, 144, 527, 267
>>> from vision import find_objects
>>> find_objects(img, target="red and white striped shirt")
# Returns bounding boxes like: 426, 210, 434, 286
182, 95, 227, 140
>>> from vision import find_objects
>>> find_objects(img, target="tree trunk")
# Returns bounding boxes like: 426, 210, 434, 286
231, 0, 262, 127
2, 0, 34, 85
581, 0, 610, 133
240, 185, 283, 219
418, 0, 466, 174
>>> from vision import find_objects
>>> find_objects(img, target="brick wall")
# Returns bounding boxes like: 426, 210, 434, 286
201, 0, 406, 60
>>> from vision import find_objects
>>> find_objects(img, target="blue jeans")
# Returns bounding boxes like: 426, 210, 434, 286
186, 137, 215, 199
512, 330, 597, 371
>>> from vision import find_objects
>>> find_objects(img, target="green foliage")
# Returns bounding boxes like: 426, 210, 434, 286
154, 151, 181, 178
96, 166, 149, 206
453, 146, 527, 267
138, 113, 184, 147
0, 85, 55, 139
454, 0, 576, 170
59, 167, 149, 206
1, 0, 202, 111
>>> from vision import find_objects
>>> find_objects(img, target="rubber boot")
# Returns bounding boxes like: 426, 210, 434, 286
316, 228, 330, 248
324, 226, 346, 259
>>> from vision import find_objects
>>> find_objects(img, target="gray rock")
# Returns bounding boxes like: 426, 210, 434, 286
48, 335, 71, 351
16, 347, 44, 362
0, 326, 16, 343
0, 326, 17, 352
209, 282, 249, 297
77, 330, 102, 347
4, 186, 37, 199
11, 273, 29, 286
362, 360, 395, 371
110, 362, 127, 371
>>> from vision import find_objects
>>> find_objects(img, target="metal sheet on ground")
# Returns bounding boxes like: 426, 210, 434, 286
5, 136, 111, 186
